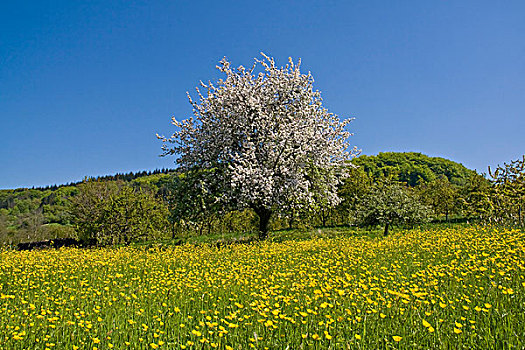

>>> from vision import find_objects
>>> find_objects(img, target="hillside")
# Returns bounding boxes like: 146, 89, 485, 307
0, 170, 175, 245
352, 152, 476, 186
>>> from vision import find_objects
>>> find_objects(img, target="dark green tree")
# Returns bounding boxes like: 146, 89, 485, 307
41, 186, 77, 225
353, 152, 475, 186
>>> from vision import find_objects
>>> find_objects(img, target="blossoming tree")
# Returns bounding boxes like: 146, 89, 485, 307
158, 54, 357, 239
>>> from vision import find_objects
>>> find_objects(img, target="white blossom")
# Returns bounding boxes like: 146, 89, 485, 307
158, 53, 358, 233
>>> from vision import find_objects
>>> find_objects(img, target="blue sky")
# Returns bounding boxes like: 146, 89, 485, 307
1, 0, 524, 189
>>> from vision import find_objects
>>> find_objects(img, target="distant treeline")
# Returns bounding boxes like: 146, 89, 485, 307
15, 168, 176, 192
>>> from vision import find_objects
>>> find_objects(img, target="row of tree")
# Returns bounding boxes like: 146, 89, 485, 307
78, 154, 525, 242
1, 153, 523, 246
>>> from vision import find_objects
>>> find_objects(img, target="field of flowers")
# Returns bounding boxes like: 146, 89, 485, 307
1, 226, 524, 349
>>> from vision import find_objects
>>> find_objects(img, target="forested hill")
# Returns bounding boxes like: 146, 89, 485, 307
7, 168, 176, 192
351, 152, 476, 186
0, 170, 175, 215
0, 170, 176, 244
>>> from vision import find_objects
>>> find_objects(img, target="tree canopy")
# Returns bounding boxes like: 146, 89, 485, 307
357, 179, 431, 236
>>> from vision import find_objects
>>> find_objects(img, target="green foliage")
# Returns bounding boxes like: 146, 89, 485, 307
489, 155, 525, 226
5, 153, 522, 245
40, 186, 77, 225
357, 178, 431, 235
458, 173, 493, 221
131, 173, 174, 193
164, 169, 223, 236
38, 223, 76, 239
353, 152, 475, 186
417, 175, 459, 221
0, 172, 175, 245
335, 167, 373, 224
165, 169, 262, 237
70, 180, 168, 245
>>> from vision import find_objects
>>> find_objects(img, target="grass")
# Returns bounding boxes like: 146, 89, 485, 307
1, 226, 524, 349
150, 225, 385, 248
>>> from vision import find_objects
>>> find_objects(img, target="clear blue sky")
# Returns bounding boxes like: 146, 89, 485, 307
1, 0, 524, 189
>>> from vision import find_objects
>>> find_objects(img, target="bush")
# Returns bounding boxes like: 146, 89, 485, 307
70, 180, 168, 245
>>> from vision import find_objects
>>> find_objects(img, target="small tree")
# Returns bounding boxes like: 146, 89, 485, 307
418, 175, 458, 221
159, 54, 357, 239
357, 179, 430, 236
458, 173, 492, 222
336, 166, 373, 225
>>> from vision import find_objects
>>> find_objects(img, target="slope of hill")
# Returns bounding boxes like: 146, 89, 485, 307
0, 170, 175, 245
352, 152, 476, 186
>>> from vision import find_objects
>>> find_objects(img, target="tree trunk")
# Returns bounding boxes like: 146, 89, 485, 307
519, 203, 522, 227
254, 206, 272, 240
383, 222, 389, 236
288, 210, 295, 229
